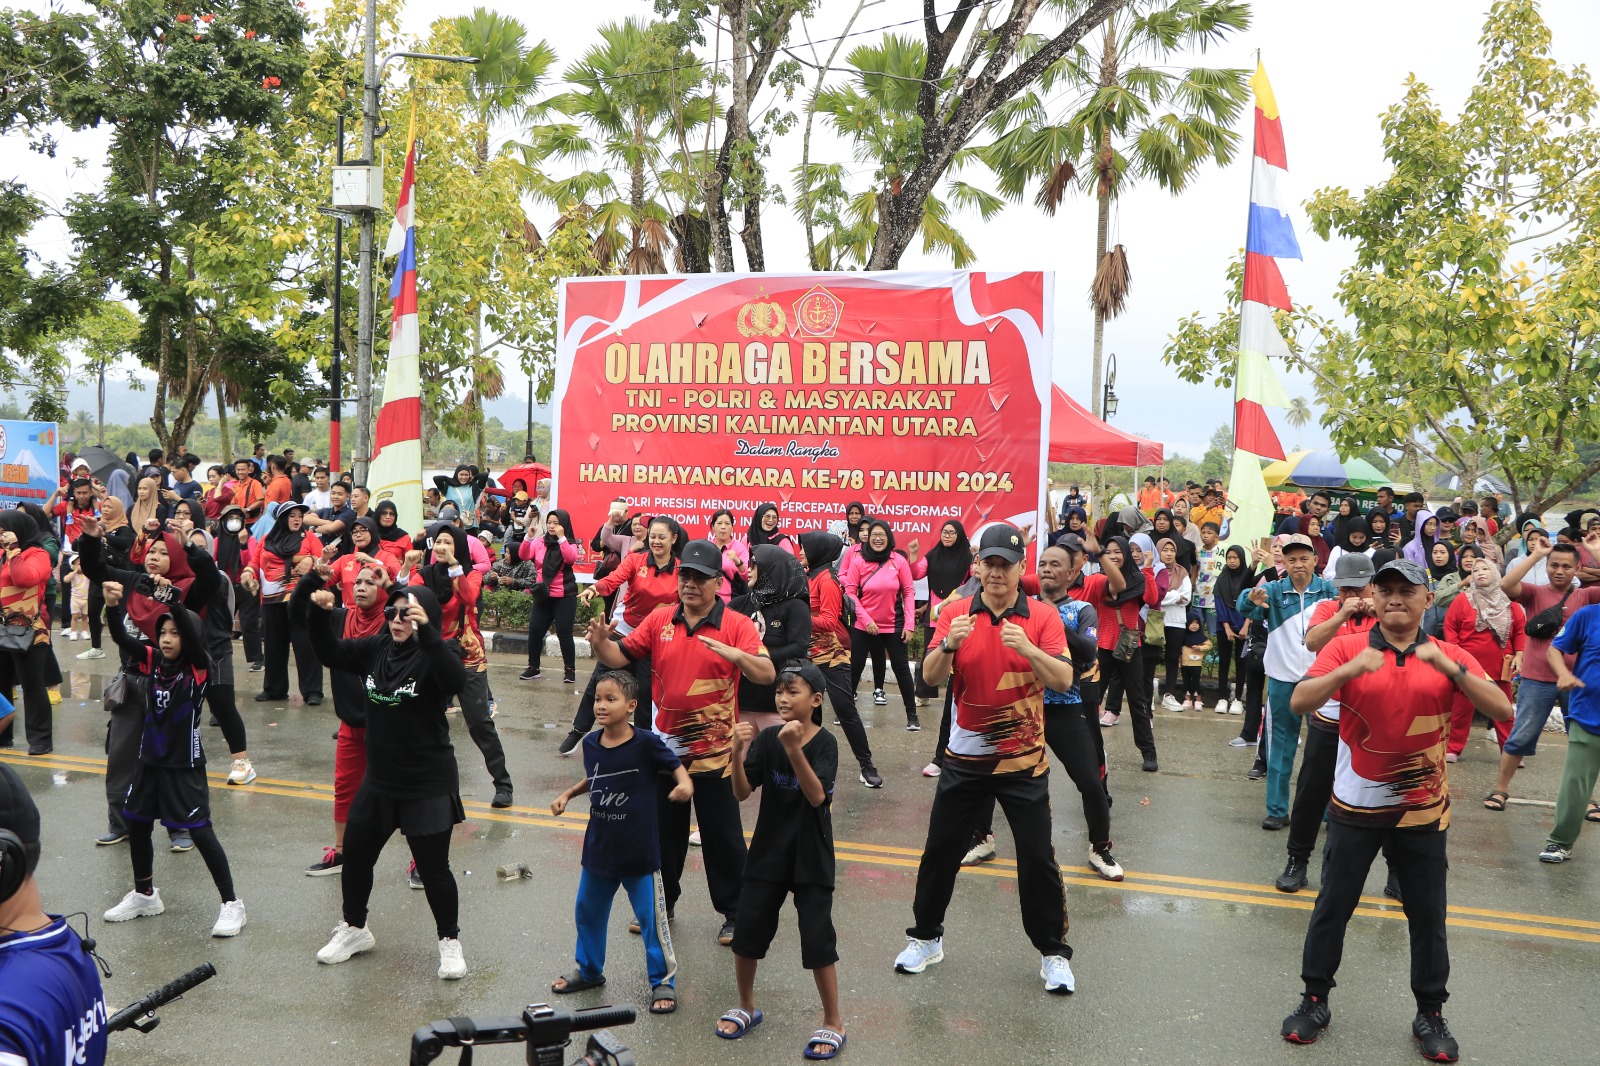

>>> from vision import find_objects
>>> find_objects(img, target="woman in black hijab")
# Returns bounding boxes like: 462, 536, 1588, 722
916, 521, 972, 699
307, 583, 472, 980
747, 502, 789, 550
1091, 536, 1159, 769
730, 545, 813, 733
1213, 544, 1255, 719
373, 500, 409, 545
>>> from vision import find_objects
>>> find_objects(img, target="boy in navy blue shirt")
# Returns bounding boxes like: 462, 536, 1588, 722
717, 660, 845, 1060
550, 670, 691, 1014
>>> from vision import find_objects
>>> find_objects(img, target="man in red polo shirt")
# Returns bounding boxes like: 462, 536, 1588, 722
590, 538, 773, 948
1281, 559, 1512, 1062
895, 524, 1077, 995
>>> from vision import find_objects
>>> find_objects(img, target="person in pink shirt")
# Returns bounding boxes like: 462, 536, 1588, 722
843, 520, 921, 731
709, 508, 750, 603
518, 509, 581, 682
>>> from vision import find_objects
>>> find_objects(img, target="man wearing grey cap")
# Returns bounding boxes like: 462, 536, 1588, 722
0, 764, 109, 1065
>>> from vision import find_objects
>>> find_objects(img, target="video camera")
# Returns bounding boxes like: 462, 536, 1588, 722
410, 1003, 637, 1066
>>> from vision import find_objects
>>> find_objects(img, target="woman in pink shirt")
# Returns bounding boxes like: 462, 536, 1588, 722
517, 509, 580, 682
708, 508, 749, 603
843, 520, 921, 730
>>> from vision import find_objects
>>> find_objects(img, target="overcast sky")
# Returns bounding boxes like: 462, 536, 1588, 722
15, 0, 1600, 459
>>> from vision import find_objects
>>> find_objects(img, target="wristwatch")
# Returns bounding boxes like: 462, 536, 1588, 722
1455, 661, 1469, 681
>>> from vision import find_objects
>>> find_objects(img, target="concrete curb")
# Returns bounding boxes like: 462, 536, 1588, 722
484, 630, 593, 658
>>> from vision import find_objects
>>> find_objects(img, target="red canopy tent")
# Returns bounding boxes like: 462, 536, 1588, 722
1048, 386, 1164, 467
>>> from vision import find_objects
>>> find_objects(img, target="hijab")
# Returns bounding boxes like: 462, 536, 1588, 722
264, 503, 310, 562
128, 476, 162, 531
1403, 508, 1439, 566
1130, 532, 1160, 574
749, 544, 809, 607
371, 584, 448, 693
1062, 506, 1088, 533
1366, 509, 1391, 545
0, 508, 47, 553
1105, 536, 1147, 606
748, 503, 784, 547
1115, 506, 1151, 539
373, 500, 408, 543
540, 508, 576, 584
1464, 555, 1513, 642
1214, 544, 1255, 609
799, 530, 842, 577
99, 497, 128, 532
126, 531, 197, 639
1466, 517, 1503, 565
1337, 515, 1370, 552
860, 520, 896, 565
923, 520, 972, 600
1330, 498, 1357, 547
106, 468, 134, 511
214, 507, 248, 578
1427, 541, 1456, 582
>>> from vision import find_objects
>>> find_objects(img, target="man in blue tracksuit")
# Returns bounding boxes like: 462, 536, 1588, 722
1239, 535, 1336, 830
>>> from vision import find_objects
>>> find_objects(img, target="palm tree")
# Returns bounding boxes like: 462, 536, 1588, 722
1286, 395, 1313, 450
979, 1, 1251, 420
450, 9, 556, 468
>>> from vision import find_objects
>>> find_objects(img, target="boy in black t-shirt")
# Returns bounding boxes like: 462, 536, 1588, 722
718, 660, 845, 1059
550, 670, 691, 1015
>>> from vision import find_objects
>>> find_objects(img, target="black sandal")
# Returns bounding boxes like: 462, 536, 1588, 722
649, 983, 677, 1014
1586, 802, 1600, 823
551, 970, 606, 994
1483, 790, 1509, 811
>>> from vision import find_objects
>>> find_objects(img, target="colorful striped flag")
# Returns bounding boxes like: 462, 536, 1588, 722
1227, 61, 1299, 547
368, 113, 424, 534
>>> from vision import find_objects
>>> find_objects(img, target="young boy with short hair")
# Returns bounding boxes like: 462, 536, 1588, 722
717, 660, 846, 1060
550, 670, 692, 1015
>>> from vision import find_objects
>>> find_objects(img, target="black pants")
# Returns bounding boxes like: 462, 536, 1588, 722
930, 682, 956, 768
1163, 627, 1186, 690
235, 580, 262, 664
572, 656, 653, 733
103, 704, 179, 842
658, 769, 745, 919
731, 879, 837, 969
87, 583, 105, 649
1215, 628, 1244, 700
0, 641, 53, 752
909, 761, 1070, 958
527, 594, 577, 674
1301, 821, 1449, 1011
915, 622, 940, 698
129, 820, 235, 901
261, 600, 322, 699
1287, 725, 1340, 862
457, 670, 512, 794
1099, 648, 1156, 757
820, 661, 874, 769
1181, 665, 1202, 695
969, 703, 1113, 847
1239, 656, 1267, 743
341, 821, 458, 939
849, 631, 917, 723
205, 685, 248, 756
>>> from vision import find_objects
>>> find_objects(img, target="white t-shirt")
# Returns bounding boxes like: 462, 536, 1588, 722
303, 489, 332, 512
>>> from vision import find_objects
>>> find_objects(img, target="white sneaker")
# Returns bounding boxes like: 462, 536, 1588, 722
212, 899, 246, 937
437, 937, 467, 980
873, 688, 888, 706
227, 758, 256, 786
65, 630, 77, 641
316, 921, 376, 964
1088, 844, 1124, 882
1545, 711, 1566, 733
104, 888, 164, 922
921, 762, 942, 778
961, 833, 996, 866
1041, 954, 1076, 994
1161, 695, 1183, 712
688, 830, 702, 847
894, 935, 944, 974
1215, 699, 1230, 714
1229, 699, 1244, 715
77, 646, 106, 660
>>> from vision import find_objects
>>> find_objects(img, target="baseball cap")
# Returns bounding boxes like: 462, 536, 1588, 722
1054, 532, 1086, 555
976, 524, 1026, 564
776, 659, 827, 694
1376, 558, 1429, 585
678, 539, 724, 577
1331, 553, 1376, 588
1281, 534, 1318, 555
0, 764, 40, 845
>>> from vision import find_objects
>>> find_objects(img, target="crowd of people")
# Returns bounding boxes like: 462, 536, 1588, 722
4, 448, 1600, 1065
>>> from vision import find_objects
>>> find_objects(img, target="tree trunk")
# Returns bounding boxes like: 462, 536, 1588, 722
740, 192, 764, 272
1405, 436, 1425, 497
150, 245, 173, 448
215, 379, 231, 462
705, 1, 747, 272
671, 213, 712, 272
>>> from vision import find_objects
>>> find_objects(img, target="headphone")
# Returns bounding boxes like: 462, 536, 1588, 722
0, 829, 25, 905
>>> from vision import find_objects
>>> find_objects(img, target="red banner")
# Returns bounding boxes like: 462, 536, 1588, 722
551, 272, 1053, 550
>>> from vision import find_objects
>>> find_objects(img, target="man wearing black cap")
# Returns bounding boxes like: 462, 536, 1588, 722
0, 764, 109, 1065
895, 524, 1077, 994
1280, 559, 1511, 1061
1275, 553, 1378, 893
590, 538, 773, 947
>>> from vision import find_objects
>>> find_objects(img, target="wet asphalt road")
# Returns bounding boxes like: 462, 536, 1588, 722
8, 642, 1597, 1066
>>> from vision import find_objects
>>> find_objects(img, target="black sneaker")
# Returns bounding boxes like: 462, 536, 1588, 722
1275, 857, 1309, 892
563, 667, 576, 683
305, 694, 322, 706
95, 831, 128, 846
170, 834, 194, 853
717, 919, 736, 946
248, 660, 264, 672
519, 668, 541, 681
491, 788, 514, 809
859, 766, 884, 789
1412, 1010, 1459, 1062
407, 861, 424, 890
1262, 814, 1289, 831
1281, 995, 1331, 1044
872, 688, 888, 706
1247, 760, 1267, 780
905, 714, 922, 732
1141, 753, 1159, 773
306, 847, 343, 876
557, 729, 584, 757
254, 691, 285, 702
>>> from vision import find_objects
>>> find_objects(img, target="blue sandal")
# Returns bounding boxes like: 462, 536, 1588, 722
804, 1028, 846, 1059
715, 1007, 763, 1039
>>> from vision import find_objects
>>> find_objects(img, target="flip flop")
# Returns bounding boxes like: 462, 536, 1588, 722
804, 1028, 847, 1060
551, 970, 606, 994
715, 1007, 762, 1039
1587, 802, 1600, 823
649, 984, 677, 1015
1483, 791, 1509, 812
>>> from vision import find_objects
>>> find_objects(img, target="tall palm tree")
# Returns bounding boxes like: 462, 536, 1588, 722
450, 9, 556, 468
980, 1, 1251, 419
1286, 395, 1313, 450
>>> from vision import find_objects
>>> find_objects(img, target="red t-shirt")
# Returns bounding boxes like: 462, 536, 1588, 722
1514, 582, 1600, 682
593, 552, 681, 631
808, 570, 850, 668
929, 591, 1068, 776
1305, 629, 1488, 830
1305, 598, 1379, 729
1079, 572, 1159, 650
620, 601, 765, 776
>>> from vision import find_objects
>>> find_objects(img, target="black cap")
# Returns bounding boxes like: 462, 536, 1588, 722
1376, 558, 1429, 586
976, 523, 1026, 564
679, 539, 724, 577
0, 764, 40, 845
777, 659, 827, 694
1053, 532, 1086, 555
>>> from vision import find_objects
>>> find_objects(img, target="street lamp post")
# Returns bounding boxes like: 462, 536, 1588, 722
525, 374, 535, 462
1102, 352, 1119, 420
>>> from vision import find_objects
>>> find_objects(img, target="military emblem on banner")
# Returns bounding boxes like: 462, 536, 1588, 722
793, 284, 843, 337
736, 288, 786, 337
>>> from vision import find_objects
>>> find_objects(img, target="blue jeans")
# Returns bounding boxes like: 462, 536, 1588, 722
574, 869, 676, 989
1265, 678, 1304, 818
1504, 678, 1569, 756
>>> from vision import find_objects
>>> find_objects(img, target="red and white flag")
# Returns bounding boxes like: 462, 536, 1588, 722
369, 114, 424, 533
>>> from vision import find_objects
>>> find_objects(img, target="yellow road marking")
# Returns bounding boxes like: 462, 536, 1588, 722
11, 751, 1598, 945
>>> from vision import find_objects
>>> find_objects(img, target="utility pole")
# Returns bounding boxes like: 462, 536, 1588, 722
330, 115, 345, 472
353, 0, 379, 486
